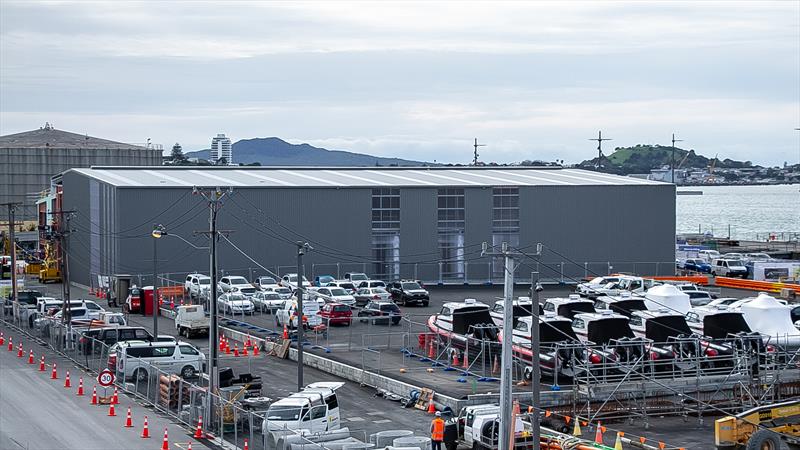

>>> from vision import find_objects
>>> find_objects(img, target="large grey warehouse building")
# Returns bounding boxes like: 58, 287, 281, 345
57, 166, 675, 288
0, 124, 162, 218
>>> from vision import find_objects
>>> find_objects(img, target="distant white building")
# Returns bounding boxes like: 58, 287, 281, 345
210, 133, 233, 165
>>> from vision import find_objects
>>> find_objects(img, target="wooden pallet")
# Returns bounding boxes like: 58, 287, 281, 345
415, 388, 435, 410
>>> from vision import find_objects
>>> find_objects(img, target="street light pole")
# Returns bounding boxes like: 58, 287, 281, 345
152, 224, 160, 337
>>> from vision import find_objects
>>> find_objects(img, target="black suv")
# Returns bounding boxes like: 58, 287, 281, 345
388, 280, 429, 307
96, 326, 154, 346
357, 301, 402, 325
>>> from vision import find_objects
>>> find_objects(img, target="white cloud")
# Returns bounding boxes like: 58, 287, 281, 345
0, 1, 798, 165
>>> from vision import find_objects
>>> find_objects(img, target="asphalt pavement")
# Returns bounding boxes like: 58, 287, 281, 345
0, 325, 213, 450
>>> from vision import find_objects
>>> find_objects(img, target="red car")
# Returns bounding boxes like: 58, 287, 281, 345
318, 303, 352, 326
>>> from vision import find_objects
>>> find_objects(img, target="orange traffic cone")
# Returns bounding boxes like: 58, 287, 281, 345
253, 345, 259, 356
219, 336, 225, 351
233, 343, 239, 357
194, 416, 204, 439
242, 345, 248, 356
141, 416, 150, 438
28, 350, 34, 364
188, 443, 192, 450
17, 342, 23, 357
64, 370, 71, 388
39, 356, 45, 371
595, 422, 603, 444
125, 406, 133, 427
161, 427, 169, 450
77, 378, 84, 396
225, 343, 231, 355
108, 402, 116, 417
112, 386, 119, 404
462, 352, 469, 369
51, 362, 58, 379
0, 331, 4, 345
245, 336, 252, 347
452, 352, 460, 367
7, 336, 13, 351
427, 398, 436, 414
492, 355, 499, 374
427, 341, 435, 359
91, 385, 98, 404
244, 438, 249, 450
283, 324, 289, 340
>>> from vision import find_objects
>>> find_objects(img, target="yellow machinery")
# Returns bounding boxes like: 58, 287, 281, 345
715, 400, 800, 449
38, 241, 61, 283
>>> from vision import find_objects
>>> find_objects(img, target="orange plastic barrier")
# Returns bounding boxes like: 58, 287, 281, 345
651, 275, 710, 285
713, 277, 800, 293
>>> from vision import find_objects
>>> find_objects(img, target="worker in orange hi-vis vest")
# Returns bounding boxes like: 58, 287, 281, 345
431, 411, 445, 450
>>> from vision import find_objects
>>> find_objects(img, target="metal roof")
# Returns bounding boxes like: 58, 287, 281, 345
0, 127, 147, 150
67, 166, 663, 188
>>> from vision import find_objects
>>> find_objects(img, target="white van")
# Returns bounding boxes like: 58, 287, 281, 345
263, 382, 344, 434
117, 341, 206, 381
698, 250, 721, 262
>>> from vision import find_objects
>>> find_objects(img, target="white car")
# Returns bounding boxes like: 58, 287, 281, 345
217, 293, 255, 315
252, 291, 285, 313
698, 250, 721, 262
711, 259, 748, 278
280, 273, 312, 289
185, 273, 212, 299
330, 280, 358, 295
218, 276, 257, 295
253, 276, 278, 290
344, 272, 370, 285
275, 299, 322, 329
313, 287, 356, 306
262, 285, 292, 300
575, 276, 620, 297
357, 280, 386, 289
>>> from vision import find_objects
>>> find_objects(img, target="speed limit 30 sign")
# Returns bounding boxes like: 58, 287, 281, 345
98, 369, 115, 387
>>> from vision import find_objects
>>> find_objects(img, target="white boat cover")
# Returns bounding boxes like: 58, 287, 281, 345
739, 293, 800, 349
643, 284, 691, 315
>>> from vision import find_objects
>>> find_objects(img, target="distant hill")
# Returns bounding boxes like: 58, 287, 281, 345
578, 144, 756, 174
185, 137, 428, 166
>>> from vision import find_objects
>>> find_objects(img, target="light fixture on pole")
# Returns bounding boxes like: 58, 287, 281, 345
151, 224, 166, 337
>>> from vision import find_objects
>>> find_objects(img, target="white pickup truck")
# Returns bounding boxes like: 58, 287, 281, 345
174, 305, 210, 338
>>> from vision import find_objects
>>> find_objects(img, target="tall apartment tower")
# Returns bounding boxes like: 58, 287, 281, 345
210, 133, 233, 165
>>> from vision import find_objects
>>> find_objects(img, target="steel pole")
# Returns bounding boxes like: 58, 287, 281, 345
531, 271, 541, 446
152, 225, 158, 337
206, 203, 219, 431
499, 246, 514, 450
8, 205, 17, 308
297, 243, 305, 390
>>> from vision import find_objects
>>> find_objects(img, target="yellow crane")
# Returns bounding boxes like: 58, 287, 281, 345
715, 400, 800, 449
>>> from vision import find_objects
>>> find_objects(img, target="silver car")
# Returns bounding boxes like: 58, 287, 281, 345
353, 287, 391, 307
217, 293, 255, 315
252, 291, 285, 313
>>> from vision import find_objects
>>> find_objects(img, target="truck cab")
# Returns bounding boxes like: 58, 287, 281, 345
263, 382, 343, 434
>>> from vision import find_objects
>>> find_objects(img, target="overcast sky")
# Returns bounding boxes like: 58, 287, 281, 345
1, 1, 798, 165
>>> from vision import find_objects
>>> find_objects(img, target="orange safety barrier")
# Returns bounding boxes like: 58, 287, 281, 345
651, 275, 710, 285
713, 277, 800, 294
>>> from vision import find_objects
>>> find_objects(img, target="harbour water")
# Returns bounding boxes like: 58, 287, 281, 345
676, 184, 800, 240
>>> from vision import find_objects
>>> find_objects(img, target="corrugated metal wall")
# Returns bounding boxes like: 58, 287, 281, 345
0, 147, 161, 219
63, 175, 675, 286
